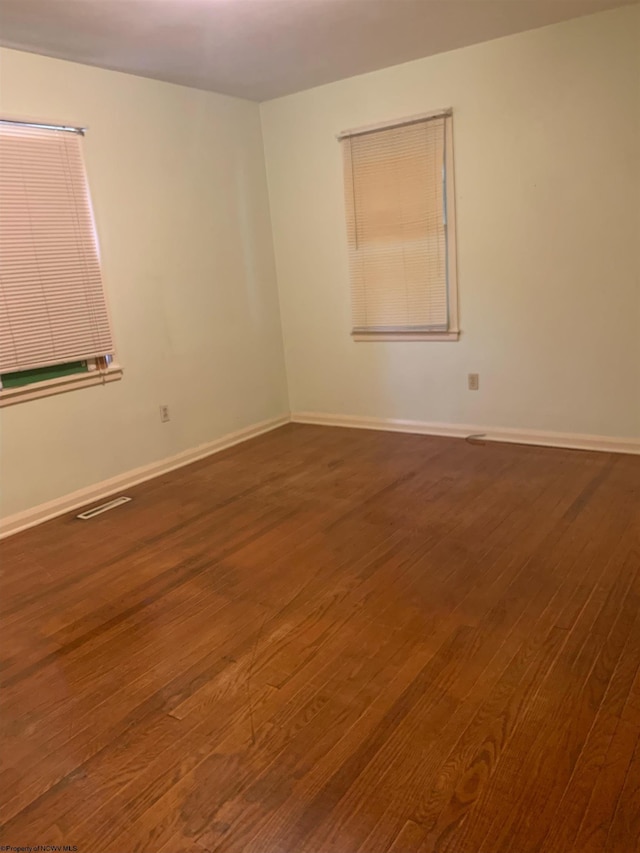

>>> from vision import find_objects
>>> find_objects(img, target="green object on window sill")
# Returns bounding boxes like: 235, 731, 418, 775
1, 361, 88, 389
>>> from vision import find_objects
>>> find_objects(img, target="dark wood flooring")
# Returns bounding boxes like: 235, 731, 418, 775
1, 423, 639, 853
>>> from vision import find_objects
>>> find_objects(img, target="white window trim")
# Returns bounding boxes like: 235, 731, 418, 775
443, 114, 460, 340
343, 111, 460, 343
0, 116, 119, 403
352, 331, 460, 342
0, 364, 123, 407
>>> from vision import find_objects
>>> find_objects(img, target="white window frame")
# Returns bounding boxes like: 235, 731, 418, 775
0, 361, 123, 407
339, 110, 459, 342
0, 115, 122, 406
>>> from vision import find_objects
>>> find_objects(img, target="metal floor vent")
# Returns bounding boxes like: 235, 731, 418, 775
76, 496, 132, 520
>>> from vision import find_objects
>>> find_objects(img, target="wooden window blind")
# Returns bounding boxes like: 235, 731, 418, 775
0, 120, 114, 374
341, 112, 457, 339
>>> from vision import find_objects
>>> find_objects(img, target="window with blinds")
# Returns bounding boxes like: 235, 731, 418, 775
340, 112, 459, 341
0, 119, 118, 402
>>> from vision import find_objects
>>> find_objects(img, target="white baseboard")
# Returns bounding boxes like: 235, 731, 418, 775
3, 410, 637, 540
291, 412, 640, 456
0, 414, 290, 540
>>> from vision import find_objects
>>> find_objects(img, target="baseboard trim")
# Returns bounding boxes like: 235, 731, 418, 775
0, 414, 291, 540
291, 412, 640, 456
4, 410, 637, 540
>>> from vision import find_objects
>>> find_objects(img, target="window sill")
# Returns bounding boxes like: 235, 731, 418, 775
352, 330, 460, 342
0, 365, 123, 407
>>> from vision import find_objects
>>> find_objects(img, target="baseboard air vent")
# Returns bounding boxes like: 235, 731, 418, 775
76, 496, 132, 520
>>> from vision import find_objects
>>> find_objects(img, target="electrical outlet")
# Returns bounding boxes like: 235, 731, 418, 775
468, 373, 479, 391
159, 404, 170, 423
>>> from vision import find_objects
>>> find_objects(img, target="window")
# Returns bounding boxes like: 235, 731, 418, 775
0, 118, 121, 405
340, 111, 459, 341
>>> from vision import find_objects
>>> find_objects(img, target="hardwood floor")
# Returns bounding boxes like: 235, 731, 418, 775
1, 423, 639, 853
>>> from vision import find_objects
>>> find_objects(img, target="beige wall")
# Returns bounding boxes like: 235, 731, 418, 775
261, 6, 640, 439
0, 48, 289, 518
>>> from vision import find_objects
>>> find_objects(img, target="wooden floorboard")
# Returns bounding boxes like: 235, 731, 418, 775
1, 423, 639, 852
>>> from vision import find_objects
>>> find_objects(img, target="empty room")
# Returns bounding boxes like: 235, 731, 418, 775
0, 0, 639, 851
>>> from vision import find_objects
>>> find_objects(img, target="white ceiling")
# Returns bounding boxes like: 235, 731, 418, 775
0, 0, 635, 101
